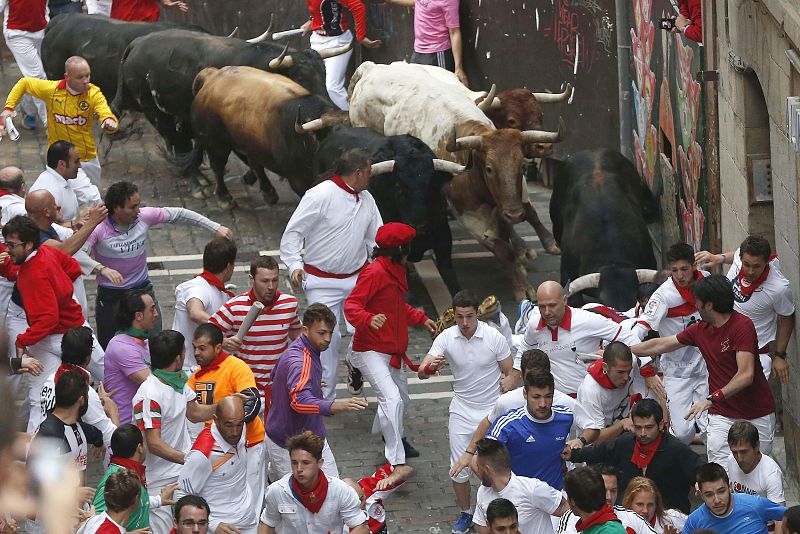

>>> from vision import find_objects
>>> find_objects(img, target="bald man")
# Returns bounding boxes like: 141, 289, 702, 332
0, 167, 27, 225
178, 396, 259, 534
515, 281, 650, 397
2, 56, 118, 187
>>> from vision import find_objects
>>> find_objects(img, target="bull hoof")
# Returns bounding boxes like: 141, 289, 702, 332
191, 186, 206, 200
195, 173, 211, 187
543, 241, 561, 255
525, 248, 539, 262
242, 170, 258, 185
218, 197, 237, 209
262, 189, 279, 205
202, 184, 216, 198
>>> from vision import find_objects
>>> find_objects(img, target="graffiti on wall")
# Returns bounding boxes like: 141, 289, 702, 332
630, 0, 657, 188
544, 0, 613, 75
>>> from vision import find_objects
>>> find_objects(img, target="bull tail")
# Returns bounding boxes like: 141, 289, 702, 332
110, 43, 134, 117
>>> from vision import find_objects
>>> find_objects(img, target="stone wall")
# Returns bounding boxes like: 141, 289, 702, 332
712, 0, 800, 480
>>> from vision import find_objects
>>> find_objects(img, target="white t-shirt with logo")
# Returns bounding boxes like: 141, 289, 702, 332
172, 276, 229, 372
726, 452, 785, 503
473, 473, 562, 534
727, 250, 795, 350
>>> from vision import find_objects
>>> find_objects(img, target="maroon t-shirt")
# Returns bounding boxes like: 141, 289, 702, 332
676, 311, 774, 419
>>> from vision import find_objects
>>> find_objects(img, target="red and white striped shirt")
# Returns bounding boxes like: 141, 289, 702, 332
210, 290, 301, 392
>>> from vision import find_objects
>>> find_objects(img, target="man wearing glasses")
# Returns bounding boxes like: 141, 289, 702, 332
172, 495, 211, 534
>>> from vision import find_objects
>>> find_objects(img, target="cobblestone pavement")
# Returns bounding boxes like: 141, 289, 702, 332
0, 53, 795, 533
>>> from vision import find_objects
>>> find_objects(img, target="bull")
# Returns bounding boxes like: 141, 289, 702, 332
545, 149, 659, 310
348, 61, 563, 299
189, 66, 349, 208
313, 124, 467, 295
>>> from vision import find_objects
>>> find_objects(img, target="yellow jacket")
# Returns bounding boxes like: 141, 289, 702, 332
4, 78, 118, 161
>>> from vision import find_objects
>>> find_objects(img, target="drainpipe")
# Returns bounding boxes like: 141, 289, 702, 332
615, 0, 633, 159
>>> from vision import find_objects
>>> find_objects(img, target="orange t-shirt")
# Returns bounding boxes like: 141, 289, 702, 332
188, 353, 265, 446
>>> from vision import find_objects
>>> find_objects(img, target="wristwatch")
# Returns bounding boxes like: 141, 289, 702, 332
578, 436, 589, 446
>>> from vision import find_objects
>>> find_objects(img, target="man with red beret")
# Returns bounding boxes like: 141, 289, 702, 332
344, 222, 436, 466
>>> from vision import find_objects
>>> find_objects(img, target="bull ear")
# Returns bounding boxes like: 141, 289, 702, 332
445, 126, 460, 153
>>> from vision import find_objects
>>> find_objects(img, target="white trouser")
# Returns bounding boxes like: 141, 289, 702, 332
449, 400, 490, 483
760, 353, 772, 381
85, 0, 113, 15
3, 29, 47, 125
23, 335, 63, 433
149, 479, 177, 534
247, 440, 267, 510
664, 373, 708, 444
303, 272, 358, 400
78, 157, 102, 189
309, 31, 354, 110
349, 350, 410, 465
265, 434, 338, 482
706, 412, 776, 464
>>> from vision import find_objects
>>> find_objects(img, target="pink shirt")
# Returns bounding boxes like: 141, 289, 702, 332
413, 0, 460, 53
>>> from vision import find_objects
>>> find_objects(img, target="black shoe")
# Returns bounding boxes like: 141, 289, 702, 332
402, 437, 420, 458
347, 362, 363, 395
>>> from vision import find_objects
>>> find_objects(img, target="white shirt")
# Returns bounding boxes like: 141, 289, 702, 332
31, 166, 101, 222
280, 180, 382, 276
177, 424, 257, 532
634, 274, 709, 378
488, 387, 591, 431
576, 357, 647, 430
0, 192, 25, 225
78, 512, 125, 534
172, 276, 229, 372
725, 452, 785, 503
558, 506, 657, 534
429, 322, 511, 409
260, 473, 367, 534
31, 370, 116, 447
515, 307, 639, 394
473, 473, 562, 534
654, 510, 688, 534
727, 250, 795, 349
132, 375, 195, 486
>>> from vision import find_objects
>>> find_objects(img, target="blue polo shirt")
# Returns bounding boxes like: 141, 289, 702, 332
683, 493, 785, 534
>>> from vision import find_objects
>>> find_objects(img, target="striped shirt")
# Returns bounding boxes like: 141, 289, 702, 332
209, 290, 301, 392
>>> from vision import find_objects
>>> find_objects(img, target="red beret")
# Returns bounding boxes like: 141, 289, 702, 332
375, 222, 416, 248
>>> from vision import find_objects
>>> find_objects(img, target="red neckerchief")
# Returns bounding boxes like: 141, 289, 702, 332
290, 473, 329, 513
54, 363, 90, 385
196, 270, 234, 297
0, 190, 12, 198
536, 307, 572, 342
587, 305, 627, 324
631, 431, 664, 470
111, 456, 147, 488
193, 351, 230, 379
248, 288, 280, 308
648, 515, 657, 527
667, 271, 703, 317
576, 504, 621, 532
736, 263, 771, 298
331, 175, 359, 202
588, 360, 616, 389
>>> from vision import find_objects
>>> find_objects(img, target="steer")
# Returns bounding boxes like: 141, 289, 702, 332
313, 124, 467, 295
545, 149, 659, 310
189, 66, 348, 208
348, 61, 563, 299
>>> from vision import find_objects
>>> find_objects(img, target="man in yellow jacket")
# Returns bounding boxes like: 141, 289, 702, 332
1, 56, 118, 188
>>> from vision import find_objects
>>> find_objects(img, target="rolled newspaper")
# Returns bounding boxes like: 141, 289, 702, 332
272, 28, 305, 40
236, 301, 265, 340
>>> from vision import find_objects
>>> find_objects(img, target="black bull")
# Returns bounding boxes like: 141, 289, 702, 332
546, 149, 659, 310
315, 125, 462, 295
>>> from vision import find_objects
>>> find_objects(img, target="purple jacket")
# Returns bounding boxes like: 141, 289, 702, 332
265, 335, 334, 447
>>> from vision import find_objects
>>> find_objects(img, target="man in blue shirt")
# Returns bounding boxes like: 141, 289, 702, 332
487, 368, 573, 490
684, 463, 785, 534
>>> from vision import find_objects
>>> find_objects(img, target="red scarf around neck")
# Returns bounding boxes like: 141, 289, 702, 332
290, 473, 329, 513
588, 360, 616, 389
736, 263, 771, 297
631, 431, 664, 470
667, 271, 704, 317
331, 175, 359, 201
193, 351, 230, 379
0, 190, 12, 198
111, 456, 147, 488
54, 363, 90, 385
576, 504, 621, 532
196, 270, 234, 297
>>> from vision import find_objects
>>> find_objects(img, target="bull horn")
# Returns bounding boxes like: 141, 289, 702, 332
246, 13, 276, 43
477, 84, 497, 112
566, 273, 601, 296
432, 159, 468, 174
635, 269, 658, 283
269, 42, 293, 69
453, 135, 483, 151
520, 116, 565, 144
296, 118, 325, 133
532, 82, 574, 103
489, 97, 503, 109
370, 160, 396, 175
317, 41, 354, 60
227, 26, 239, 38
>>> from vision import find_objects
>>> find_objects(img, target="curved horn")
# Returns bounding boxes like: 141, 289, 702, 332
432, 159, 468, 174
489, 97, 503, 109
370, 160, 396, 175
317, 41, 354, 60
477, 84, 497, 112
532, 82, 574, 103
227, 26, 239, 38
269, 42, 293, 69
636, 269, 659, 284
566, 273, 601, 296
453, 135, 483, 151
246, 13, 276, 43
296, 118, 324, 133
520, 116, 565, 144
